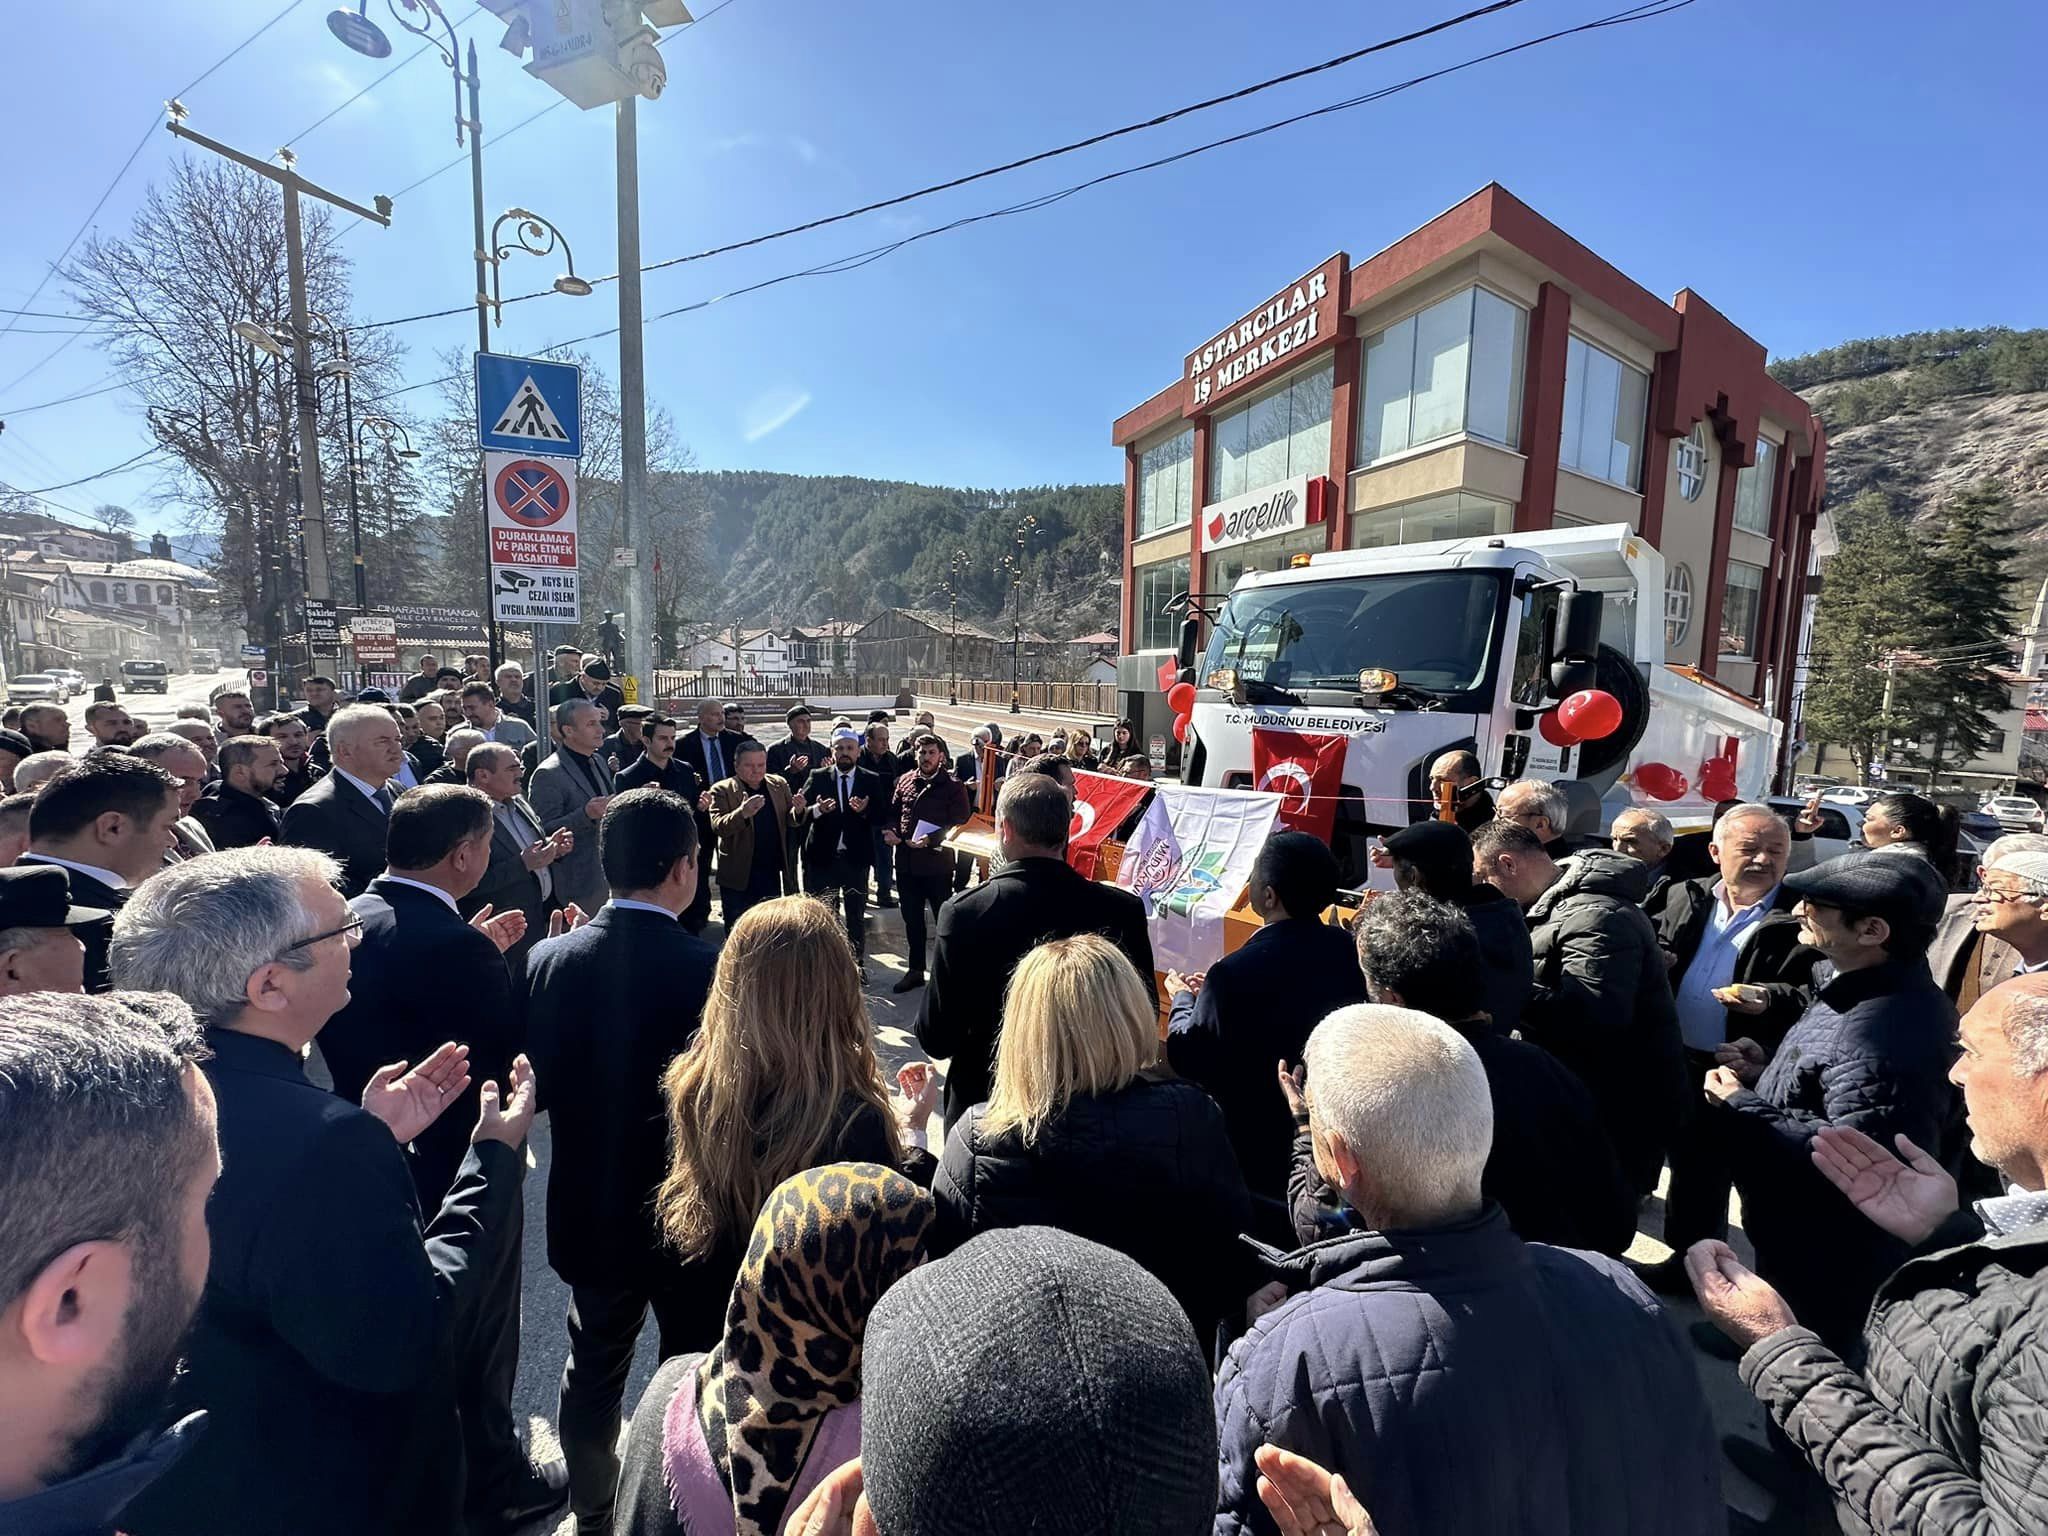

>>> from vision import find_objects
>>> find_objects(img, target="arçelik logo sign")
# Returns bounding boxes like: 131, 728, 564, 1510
1207, 486, 1300, 549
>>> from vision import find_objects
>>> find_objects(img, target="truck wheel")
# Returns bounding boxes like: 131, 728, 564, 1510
1573, 644, 1651, 784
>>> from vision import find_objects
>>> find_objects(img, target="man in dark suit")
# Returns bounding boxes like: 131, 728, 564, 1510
261, 710, 324, 807
463, 743, 572, 978
526, 787, 715, 1534
108, 844, 555, 1536
801, 726, 880, 964
617, 715, 709, 933
918, 772, 1155, 1125
191, 733, 284, 850
1164, 831, 1368, 1208
280, 704, 406, 897
547, 656, 623, 729
765, 703, 822, 787
675, 698, 743, 906
21, 753, 181, 993
311, 786, 556, 1531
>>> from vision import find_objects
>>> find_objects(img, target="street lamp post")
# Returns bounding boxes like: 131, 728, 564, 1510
351, 416, 420, 609
943, 546, 970, 707
1005, 515, 1038, 715
486, 208, 593, 322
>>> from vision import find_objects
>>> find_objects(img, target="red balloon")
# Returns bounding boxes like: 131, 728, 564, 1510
1166, 681, 1197, 715
1699, 758, 1739, 802
1537, 710, 1581, 748
1633, 762, 1689, 802
1171, 714, 1190, 744
1557, 688, 1624, 741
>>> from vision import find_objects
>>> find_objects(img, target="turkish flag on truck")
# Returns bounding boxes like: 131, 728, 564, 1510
1251, 727, 1348, 842
1068, 770, 1152, 879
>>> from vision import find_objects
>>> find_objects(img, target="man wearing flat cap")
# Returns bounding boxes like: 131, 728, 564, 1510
1706, 848, 1959, 1350
0, 864, 113, 998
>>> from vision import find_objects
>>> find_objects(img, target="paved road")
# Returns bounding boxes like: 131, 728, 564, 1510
48, 667, 239, 741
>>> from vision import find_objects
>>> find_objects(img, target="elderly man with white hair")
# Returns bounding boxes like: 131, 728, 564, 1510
11, 751, 75, 795
1938, 831, 2048, 1006
1497, 777, 1596, 855
1692, 973, 2048, 1536
278, 703, 407, 897
1610, 804, 1677, 906
1216, 1003, 1720, 1536
1632, 802, 1825, 1294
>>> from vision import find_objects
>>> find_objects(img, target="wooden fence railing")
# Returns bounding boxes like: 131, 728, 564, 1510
908, 678, 1120, 717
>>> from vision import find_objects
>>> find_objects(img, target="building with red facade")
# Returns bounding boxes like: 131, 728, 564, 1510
1111, 184, 1826, 744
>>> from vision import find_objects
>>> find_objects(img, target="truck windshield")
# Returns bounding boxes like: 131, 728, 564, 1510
1202, 569, 1504, 699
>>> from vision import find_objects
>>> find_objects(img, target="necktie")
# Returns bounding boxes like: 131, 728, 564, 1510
373, 784, 395, 815
707, 735, 723, 783
839, 772, 852, 853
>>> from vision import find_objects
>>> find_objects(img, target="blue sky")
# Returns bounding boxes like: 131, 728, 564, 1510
2, 0, 2042, 544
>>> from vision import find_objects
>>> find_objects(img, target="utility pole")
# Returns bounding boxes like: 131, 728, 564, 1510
166, 108, 390, 607
616, 95, 655, 697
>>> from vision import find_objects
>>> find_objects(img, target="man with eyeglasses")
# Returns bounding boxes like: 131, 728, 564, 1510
109, 845, 542, 1536
1945, 833, 2048, 1008
308, 784, 566, 1533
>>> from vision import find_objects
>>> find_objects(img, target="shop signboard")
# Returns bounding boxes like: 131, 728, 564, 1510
349, 614, 399, 667
304, 597, 341, 644
1181, 253, 1346, 416
1198, 474, 1327, 555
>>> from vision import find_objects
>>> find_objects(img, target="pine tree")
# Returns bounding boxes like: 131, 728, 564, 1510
1803, 491, 1926, 772
1896, 481, 2018, 783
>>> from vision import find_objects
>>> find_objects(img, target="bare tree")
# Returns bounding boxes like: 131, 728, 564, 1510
67, 158, 410, 654
89, 503, 137, 538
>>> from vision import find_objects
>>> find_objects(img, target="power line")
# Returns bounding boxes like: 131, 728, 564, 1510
358, 0, 1696, 348
6, 445, 170, 495
353, 0, 1536, 330
0, 378, 124, 416
284, 3, 489, 146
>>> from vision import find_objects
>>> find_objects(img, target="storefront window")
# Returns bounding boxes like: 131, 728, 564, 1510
1559, 335, 1649, 489
1733, 438, 1776, 534
1135, 556, 1190, 653
1135, 427, 1194, 536
1202, 525, 1325, 601
1720, 560, 1765, 658
1357, 287, 1527, 464
1348, 491, 1512, 551
1209, 363, 1332, 502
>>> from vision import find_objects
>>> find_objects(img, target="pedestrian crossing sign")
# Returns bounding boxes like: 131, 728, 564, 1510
475, 352, 583, 458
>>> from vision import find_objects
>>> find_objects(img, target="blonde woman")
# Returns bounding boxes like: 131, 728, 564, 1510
1064, 726, 1099, 770
655, 897, 933, 1351
931, 933, 1253, 1338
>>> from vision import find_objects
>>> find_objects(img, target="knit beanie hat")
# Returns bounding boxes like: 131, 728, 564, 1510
858, 1226, 1217, 1536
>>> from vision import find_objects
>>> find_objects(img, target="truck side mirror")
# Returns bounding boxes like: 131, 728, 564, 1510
1549, 589, 1603, 697
1176, 611, 1201, 678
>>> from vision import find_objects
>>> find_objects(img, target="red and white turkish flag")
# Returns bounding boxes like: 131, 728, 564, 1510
1067, 769, 1152, 879
1251, 728, 1348, 842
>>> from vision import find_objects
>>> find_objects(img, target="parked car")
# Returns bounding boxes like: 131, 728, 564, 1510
1985, 795, 2046, 833
45, 668, 85, 699
119, 658, 170, 695
7, 673, 67, 705
1820, 785, 1883, 808
1766, 795, 1865, 864
1960, 809, 2002, 840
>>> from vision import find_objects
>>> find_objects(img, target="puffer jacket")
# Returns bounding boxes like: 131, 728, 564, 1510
1718, 956, 1958, 1348
1741, 1208, 2048, 1536
1214, 1205, 1721, 1536
1463, 884, 1534, 1037
930, 1068, 1254, 1341
1522, 849, 1687, 1194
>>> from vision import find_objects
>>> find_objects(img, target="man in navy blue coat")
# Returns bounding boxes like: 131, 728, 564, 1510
309, 785, 561, 1532
1216, 1003, 1719, 1536
1165, 831, 1366, 1210
525, 786, 716, 1536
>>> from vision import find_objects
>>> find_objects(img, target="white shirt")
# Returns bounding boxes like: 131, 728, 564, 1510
333, 767, 392, 808
378, 874, 459, 913
607, 898, 678, 922
23, 852, 130, 892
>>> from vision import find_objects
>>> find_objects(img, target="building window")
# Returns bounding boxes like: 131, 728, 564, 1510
1135, 557, 1190, 652
1558, 335, 1650, 489
157, 585, 174, 605
1203, 525, 1325, 602
1135, 427, 1195, 537
111, 582, 128, 605
1348, 490, 1512, 551
89, 581, 106, 604
1733, 438, 1777, 534
1209, 362, 1332, 502
1720, 560, 1765, 658
1985, 728, 2008, 756
1358, 286, 1527, 464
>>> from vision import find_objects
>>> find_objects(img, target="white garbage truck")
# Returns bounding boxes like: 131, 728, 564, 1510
1174, 522, 1779, 885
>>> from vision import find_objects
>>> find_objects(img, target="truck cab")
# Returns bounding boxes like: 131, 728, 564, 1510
1178, 522, 1777, 885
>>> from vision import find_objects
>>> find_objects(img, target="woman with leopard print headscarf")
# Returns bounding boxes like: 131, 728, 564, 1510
613, 1162, 935, 1536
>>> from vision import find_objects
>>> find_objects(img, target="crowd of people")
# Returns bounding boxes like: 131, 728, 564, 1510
0, 656, 2041, 1536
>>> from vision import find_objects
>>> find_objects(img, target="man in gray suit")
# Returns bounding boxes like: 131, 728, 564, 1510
463, 742, 573, 979
527, 699, 614, 918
